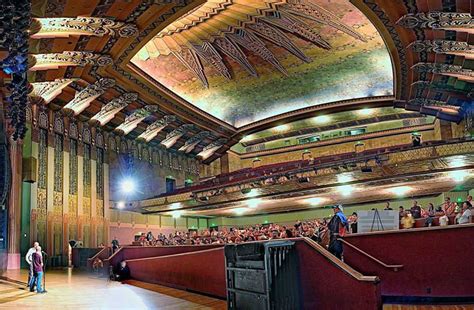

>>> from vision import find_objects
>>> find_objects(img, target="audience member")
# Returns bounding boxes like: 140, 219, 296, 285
424, 203, 435, 227
443, 197, 456, 216
114, 261, 131, 281
398, 206, 404, 219
439, 211, 449, 226
111, 237, 120, 253
401, 211, 415, 229
410, 200, 422, 219
348, 212, 358, 234
383, 202, 393, 210
327, 205, 348, 259
458, 201, 472, 224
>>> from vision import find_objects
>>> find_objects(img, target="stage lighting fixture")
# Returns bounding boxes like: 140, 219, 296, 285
198, 196, 209, 201
245, 189, 259, 197
361, 166, 373, 173
120, 178, 136, 194
298, 177, 310, 183
117, 201, 126, 209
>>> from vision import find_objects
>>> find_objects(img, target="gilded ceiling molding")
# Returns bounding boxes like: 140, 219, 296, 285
262, 11, 330, 49
410, 40, 474, 59
115, 106, 158, 136
213, 37, 257, 77
160, 124, 195, 148
191, 42, 231, 80
228, 29, 287, 75
90, 93, 139, 126
30, 17, 139, 39
281, 0, 367, 42
29, 51, 113, 71
172, 48, 208, 88
137, 115, 176, 142
63, 78, 115, 115
412, 63, 474, 83
246, 21, 310, 63
178, 131, 212, 153
396, 12, 474, 32
30, 78, 78, 104
197, 138, 227, 160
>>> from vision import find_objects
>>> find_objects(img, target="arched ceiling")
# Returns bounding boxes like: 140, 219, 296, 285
132, 0, 394, 127
5, 0, 469, 163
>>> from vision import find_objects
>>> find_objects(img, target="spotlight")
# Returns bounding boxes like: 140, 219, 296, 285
298, 177, 310, 183
120, 178, 136, 194
245, 189, 260, 197
117, 201, 125, 209
449, 157, 466, 168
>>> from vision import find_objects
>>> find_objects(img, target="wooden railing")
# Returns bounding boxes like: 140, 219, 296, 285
338, 238, 403, 271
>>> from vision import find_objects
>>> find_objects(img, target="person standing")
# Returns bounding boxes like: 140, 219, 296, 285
327, 205, 348, 259
111, 237, 120, 254
30, 246, 46, 293
25, 241, 39, 290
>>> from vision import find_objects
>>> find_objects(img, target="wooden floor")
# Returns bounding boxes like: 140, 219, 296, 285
1, 269, 473, 309
0, 269, 226, 309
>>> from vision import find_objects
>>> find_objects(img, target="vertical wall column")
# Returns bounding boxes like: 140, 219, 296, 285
6, 138, 23, 269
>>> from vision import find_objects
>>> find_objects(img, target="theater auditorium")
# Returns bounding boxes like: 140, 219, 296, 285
0, 0, 473, 309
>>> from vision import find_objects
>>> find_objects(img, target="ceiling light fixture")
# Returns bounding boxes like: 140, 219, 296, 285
117, 201, 125, 209
450, 170, 469, 183
389, 186, 412, 196
171, 210, 182, 218
337, 173, 353, 183
233, 207, 249, 215
449, 157, 466, 168
169, 203, 181, 210
304, 197, 324, 205
338, 185, 354, 196
246, 189, 259, 198
247, 198, 263, 209
273, 124, 289, 132
357, 108, 373, 116
313, 115, 331, 124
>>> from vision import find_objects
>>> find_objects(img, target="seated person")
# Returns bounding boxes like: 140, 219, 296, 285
458, 201, 472, 224
113, 260, 131, 281
401, 211, 415, 229
410, 201, 422, 219
439, 211, 449, 226
398, 206, 404, 219
383, 202, 393, 210
92, 257, 103, 273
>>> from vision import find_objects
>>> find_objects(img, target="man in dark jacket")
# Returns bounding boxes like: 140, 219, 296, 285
114, 260, 131, 281
327, 205, 348, 259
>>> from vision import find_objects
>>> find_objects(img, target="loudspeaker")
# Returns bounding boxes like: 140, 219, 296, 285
22, 157, 37, 183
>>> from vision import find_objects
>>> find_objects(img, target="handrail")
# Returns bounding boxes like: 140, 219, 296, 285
302, 238, 379, 283
338, 238, 403, 271
88, 246, 110, 262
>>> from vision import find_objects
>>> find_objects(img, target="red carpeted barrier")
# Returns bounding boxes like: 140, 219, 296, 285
126, 247, 227, 298
295, 239, 381, 309
104, 244, 223, 272
343, 224, 474, 298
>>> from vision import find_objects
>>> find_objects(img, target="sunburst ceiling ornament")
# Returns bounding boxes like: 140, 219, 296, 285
132, 0, 393, 127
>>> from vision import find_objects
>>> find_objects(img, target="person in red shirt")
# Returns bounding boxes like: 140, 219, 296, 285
30, 246, 46, 293
443, 197, 455, 216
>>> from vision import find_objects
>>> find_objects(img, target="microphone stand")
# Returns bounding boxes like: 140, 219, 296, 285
42, 251, 48, 292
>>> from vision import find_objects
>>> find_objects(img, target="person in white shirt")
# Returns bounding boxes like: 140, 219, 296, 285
25, 241, 39, 290
439, 212, 449, 226
458, 201, 472, 225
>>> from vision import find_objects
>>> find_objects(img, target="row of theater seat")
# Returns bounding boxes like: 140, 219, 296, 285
155, 139, 459, 198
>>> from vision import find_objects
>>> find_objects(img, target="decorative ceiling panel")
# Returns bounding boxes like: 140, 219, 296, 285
132, 0, 394, 127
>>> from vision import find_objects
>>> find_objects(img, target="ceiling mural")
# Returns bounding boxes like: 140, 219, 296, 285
132, 0, 394, 127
